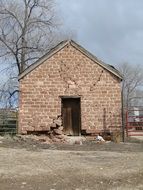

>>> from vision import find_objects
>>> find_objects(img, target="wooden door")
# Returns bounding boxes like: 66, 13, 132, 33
62, 98, 81, 136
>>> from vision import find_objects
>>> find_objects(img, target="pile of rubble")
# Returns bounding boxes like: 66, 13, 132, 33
49, 116, 67, 143
19, 133, 86, 145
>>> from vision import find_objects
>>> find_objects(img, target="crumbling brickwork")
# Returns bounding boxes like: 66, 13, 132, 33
18, 42, 122, 134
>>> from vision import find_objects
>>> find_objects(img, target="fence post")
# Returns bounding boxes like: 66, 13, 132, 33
122, 107, 125, 142
126, 110, 128, 137
121, 87, 125, 142
16, 111, 18, 134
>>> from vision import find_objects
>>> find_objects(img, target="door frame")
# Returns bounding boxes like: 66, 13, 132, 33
60, 96, 81, 136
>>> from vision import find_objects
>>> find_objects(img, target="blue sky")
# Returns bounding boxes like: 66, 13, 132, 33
56, 0, 143, 66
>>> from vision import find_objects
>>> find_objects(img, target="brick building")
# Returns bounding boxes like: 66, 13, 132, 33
18, 40, 122, 135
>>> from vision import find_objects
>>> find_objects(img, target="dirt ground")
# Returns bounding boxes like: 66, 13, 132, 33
0, 135, 143, 190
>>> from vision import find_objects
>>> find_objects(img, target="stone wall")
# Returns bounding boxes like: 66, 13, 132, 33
19, 44, 122, 134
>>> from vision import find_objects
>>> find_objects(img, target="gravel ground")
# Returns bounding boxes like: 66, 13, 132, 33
0, 135, 143, 190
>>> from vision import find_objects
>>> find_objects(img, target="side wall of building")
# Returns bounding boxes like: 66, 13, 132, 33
19, 44, 122, 134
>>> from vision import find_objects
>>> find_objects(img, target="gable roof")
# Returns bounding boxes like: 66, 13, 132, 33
18, 40, 123, 80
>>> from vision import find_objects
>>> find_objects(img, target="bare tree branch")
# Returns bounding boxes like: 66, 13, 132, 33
118, 63, 143, 108
0, 0, 59, 74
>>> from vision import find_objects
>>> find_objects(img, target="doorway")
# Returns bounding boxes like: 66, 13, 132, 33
62, 97, 81, 136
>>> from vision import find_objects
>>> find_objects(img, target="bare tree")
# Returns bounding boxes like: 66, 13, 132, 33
0, 0, 60, 74
118, 63, 143, 109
